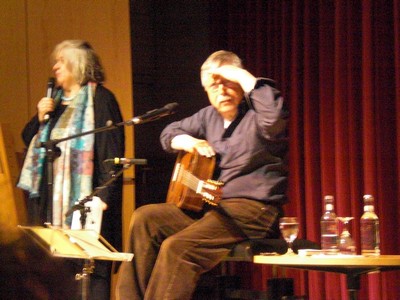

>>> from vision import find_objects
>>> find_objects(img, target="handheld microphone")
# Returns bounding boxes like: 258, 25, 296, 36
43, 77, 56, 122
103, 157, 148, 165
131, 102, 178, 124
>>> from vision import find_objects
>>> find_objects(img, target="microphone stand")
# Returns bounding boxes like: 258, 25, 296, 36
38, 118, 137, 227
64, 162, 130, 228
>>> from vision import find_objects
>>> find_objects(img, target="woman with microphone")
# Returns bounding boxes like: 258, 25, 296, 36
18, 39, 125, 300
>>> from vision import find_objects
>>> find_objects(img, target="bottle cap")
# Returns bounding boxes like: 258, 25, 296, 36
363, 194, 374, 205
363, 195, 375, 212
324, 195, 334, 204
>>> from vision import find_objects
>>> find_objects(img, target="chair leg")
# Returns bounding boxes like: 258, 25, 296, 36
216, 275, 241, 299
267, 277, 294, 300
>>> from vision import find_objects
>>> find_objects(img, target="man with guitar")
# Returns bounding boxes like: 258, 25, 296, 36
117, 50, 289, 300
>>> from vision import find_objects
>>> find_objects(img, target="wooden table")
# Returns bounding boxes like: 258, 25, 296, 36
254, 254, 400, 300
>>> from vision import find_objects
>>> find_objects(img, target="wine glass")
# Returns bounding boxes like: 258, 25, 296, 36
279, 217, 299, 255
338, 217, 356, 255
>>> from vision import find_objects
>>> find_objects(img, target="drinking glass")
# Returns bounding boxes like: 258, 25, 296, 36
279, 217, 299, 255
338, 217, 356, 254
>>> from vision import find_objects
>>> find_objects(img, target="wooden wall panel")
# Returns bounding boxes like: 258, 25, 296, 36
0, 0, 29, 152
0, 124, 27, 226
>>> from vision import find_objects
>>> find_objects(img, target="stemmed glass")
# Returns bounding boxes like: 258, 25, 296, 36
338, 217, 356, 255
279, 217, 299, 255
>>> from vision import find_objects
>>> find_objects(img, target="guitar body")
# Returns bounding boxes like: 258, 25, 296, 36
166, 151, 216, 212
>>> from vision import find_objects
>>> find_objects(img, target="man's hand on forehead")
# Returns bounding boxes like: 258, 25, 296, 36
204, 64, 257, 93
207, 65, 241, 82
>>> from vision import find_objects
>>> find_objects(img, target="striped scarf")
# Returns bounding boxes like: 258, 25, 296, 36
18, 83, 95, 227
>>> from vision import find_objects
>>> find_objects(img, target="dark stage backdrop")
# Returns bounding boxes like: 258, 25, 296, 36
208, 0, 400, 299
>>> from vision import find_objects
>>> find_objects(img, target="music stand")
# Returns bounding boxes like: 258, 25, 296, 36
19, 225, 133, 300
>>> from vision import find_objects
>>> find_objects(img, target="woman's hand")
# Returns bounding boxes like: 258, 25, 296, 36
37, 97, 56, 123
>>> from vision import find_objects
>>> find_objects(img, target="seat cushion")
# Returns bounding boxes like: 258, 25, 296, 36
224, 239, 320, 262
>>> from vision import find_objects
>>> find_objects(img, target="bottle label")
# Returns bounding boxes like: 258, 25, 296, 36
360, 219, 380, 251
321, 220, 338, 250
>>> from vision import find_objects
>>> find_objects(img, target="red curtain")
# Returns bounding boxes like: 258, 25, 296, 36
210, 0, 400, 298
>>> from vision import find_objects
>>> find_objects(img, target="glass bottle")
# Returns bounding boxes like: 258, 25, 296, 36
360, 194, 380, 256
320, 195, 339, 253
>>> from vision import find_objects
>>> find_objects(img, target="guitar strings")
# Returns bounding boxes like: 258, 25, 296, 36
181, 169, 199, 190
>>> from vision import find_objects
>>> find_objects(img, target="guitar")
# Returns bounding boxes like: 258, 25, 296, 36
166, 150, 224, 211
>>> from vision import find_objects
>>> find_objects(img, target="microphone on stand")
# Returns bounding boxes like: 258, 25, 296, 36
43, 77, 56, 122
129, 102, 178, 124
103, 157, 148, 165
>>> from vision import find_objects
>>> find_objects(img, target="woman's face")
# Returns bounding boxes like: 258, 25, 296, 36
52, 49, 77, 90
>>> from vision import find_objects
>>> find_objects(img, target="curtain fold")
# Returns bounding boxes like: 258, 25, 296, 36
209, 0, 400, 298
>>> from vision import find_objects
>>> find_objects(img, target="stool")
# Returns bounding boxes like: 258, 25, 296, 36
216, 239, 320, 300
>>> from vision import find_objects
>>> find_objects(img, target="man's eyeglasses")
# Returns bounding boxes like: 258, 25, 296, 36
206, 79, 238, 92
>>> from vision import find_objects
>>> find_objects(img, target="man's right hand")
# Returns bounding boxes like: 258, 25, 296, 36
171, 134, 215, 157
